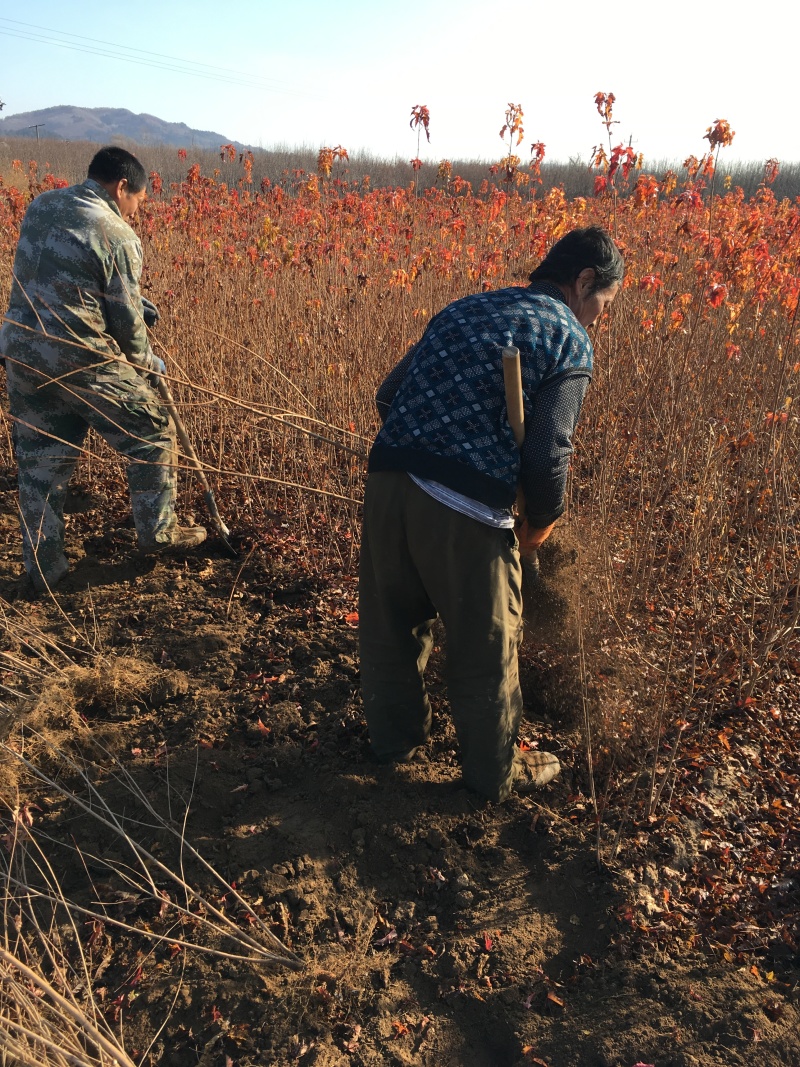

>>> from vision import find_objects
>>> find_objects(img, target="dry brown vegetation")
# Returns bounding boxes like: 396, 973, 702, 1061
0, 132, 798, 1066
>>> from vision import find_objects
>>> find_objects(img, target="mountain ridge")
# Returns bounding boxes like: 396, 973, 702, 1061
0, 106, 241, 150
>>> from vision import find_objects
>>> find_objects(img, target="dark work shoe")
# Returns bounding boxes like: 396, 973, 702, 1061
394, 746, 422, 763
513, 748, 561, 792
139, 524, 207, 554
374, 745, 423, 765
28, 561, 70, 596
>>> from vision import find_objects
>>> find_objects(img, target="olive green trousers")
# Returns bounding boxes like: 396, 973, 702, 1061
358, 471, 524, 801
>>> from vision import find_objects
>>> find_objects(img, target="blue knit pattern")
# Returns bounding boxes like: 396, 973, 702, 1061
373, 284, 593, 492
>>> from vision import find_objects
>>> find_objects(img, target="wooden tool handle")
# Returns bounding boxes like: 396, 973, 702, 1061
503, 343, 525, 515
503, 344, 541, 577
502, 344, 525, 449
157, 377, 232, 539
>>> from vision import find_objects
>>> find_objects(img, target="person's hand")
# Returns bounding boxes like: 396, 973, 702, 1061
141, 297, 160, 328
517, 518, 555, 557
148, 356, 166, 389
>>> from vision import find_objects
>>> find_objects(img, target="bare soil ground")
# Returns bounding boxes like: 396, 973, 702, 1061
0, 470, 797, 1067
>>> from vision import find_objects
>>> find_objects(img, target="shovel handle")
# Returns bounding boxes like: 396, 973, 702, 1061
502, 345, 539, 574
502, 345, 525, 449
502, 344, 526, 516
156, 377, 232, 539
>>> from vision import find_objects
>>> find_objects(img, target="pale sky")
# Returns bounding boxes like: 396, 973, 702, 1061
0, 2, 796, 164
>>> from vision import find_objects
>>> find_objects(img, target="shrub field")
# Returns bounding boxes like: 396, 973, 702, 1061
0, 103, 797, 1066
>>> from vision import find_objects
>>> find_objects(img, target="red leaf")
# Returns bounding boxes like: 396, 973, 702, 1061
522, 1049, 550, 1066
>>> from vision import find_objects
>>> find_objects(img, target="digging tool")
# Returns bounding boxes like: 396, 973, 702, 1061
502, 344, 539, 581
155, 377, 237, 558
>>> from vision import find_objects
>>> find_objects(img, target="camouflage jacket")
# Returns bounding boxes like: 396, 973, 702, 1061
0, 178, 156, 381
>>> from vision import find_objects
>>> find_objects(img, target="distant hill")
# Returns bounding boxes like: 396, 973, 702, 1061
0, 106, 238, 150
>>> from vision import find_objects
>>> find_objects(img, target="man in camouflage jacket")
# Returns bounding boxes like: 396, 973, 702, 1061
1, 145, 205, 592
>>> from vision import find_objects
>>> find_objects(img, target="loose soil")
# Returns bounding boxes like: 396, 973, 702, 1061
0, 472, 797, 1067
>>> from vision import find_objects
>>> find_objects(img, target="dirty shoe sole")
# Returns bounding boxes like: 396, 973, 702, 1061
139, 527, 208, 555
515, 750, 561, 792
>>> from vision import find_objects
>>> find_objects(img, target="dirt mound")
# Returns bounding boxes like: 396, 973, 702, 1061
0, 653, 192, 792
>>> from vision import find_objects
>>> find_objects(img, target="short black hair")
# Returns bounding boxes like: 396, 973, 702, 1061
529, 226, 624, 292
87, 146, 147, 193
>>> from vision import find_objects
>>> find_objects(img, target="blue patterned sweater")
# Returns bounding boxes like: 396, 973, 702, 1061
368, 282, 594, 519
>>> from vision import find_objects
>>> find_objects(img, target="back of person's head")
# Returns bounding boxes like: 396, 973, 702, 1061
87, 146, 147, 193
530, 226, 624, 292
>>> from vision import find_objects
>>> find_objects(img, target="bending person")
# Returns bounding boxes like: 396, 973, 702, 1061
359, 226, 623, 803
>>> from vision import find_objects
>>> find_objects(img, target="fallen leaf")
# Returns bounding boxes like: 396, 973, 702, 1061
288, 1037, 312, 1060
522, 1049, 550, 1066
763, 998, 783, 1021
342, 1024, 362, 1052
373, 928, 398, 948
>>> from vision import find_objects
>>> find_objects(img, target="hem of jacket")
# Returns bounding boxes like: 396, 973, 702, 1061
368, 445, 517, 509
537, 367, 593, 391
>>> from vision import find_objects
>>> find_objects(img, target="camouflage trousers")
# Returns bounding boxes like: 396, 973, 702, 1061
5, 357, 177, 586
